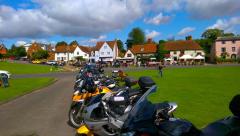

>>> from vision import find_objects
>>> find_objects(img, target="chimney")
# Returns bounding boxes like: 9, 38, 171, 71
147, 38, 153, 43
185, 36, 192, 40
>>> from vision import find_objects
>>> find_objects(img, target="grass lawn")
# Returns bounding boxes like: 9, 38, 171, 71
126, 66, 240, 128
0, 61, 61, 74
0, 77, 55, 103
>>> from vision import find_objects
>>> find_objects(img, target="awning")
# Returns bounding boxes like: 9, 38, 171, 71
194, 55, 205, 60
179, 54, 193, 60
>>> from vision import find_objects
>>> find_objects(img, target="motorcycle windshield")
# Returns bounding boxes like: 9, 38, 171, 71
122, 85, 158, 131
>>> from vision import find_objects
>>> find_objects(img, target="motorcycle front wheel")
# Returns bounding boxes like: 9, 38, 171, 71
68, 103, 84, 128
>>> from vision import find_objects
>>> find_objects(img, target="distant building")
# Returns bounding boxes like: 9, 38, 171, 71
163, 40, 205, 61
90, 41, 119, 62
0, 44, 7, 55
213, 37, 240, 59
27, 43, 43, 58
55, 44, 90, 61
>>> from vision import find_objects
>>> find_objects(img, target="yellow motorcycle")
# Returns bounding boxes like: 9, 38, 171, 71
69, 84, 113, 128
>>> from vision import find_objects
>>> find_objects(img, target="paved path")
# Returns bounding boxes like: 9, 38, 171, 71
0, 73, 76, 136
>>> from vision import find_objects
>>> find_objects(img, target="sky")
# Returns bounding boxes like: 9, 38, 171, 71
0, 0, 240, 48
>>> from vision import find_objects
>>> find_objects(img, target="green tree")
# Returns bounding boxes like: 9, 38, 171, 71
69, 40, 79, 46
56, 41, 68, 47
0, 53, 3, 59
7, 45, 27, 59
117, 40, 126, 53
32, 50, 49, 60
126, 27, 145, 49
195, 39, 213, 54
75, 56, 85, 62
202, 29, 224, 41
156, 40, 168, 61
223, 33, 235, 37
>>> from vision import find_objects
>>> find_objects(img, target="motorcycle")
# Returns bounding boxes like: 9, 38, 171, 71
76, 77, 179, 136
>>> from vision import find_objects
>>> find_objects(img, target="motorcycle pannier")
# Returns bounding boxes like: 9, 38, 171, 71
138, 76, 155, 92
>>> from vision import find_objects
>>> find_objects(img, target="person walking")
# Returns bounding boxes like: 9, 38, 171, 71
158, 63, 164, 77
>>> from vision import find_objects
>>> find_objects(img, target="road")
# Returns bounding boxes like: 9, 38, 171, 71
0, 73, 76, 136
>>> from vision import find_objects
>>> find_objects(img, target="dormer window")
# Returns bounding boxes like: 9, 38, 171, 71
140, 48, 144, 52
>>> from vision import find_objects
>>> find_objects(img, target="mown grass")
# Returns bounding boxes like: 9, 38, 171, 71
126, 66, 240, 128
0, 61, 61, 74
0, 78, 55, 103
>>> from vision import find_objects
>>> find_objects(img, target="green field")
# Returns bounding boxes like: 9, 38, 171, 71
127, 66, 240, 128
0, 78, 55, 103
0, 61, 61, 74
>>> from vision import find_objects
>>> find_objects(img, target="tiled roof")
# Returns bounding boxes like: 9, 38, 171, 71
79, 45, 91, 54
130, 43, 157, 54
216, 36, 240, 41
55, 45, 68, 53
163, 40, 202, 51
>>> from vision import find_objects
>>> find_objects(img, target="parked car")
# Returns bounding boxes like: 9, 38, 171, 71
0, 70, 11, 78
32, 60, 42, 64
46, 60, 57, 65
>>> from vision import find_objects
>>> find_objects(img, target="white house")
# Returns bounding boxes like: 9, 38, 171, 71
55, 44, 90, 61
163, 40, 205, 61
90, 41, 118, 62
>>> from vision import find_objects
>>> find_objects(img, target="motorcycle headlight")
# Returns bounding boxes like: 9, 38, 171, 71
107, 84, 115, 88
74, 90, 79, 95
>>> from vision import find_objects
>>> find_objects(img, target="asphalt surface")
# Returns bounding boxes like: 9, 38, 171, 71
0, 73, 76, 136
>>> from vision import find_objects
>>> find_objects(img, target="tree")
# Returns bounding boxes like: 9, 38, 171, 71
223, 33, 235, 37
32, 50, 49, 60
75, 56, 85, 62
70, 40, 79, 46
126, 27, 145, 49
202, 29, 224, 41
117, 40, 126, 53
56, 41, 68, 47
7, 45, 27, 59
0, 53, 3, 59
195, 39, 213, 54
156, 40, 168, 61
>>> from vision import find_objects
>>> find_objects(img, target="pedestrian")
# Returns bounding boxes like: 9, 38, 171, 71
158, 63, 164, 77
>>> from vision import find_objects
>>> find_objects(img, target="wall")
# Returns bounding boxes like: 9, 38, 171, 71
215, 40, 240, 58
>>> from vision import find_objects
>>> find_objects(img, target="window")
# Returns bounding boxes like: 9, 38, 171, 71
140, 48, 144, 52
221, 47, 226, 53
107, 52, 110, 55
57, 57, 60, 61
222, 41, 226, 44
77, 52, 79, 55
127, 54, 132, 57
85, 54, 87, 56
232, 47, 236, 52
104, 46, 107, 49
173, 51, 177, 54
101, 52, 104, 55
232, 40, 236, 44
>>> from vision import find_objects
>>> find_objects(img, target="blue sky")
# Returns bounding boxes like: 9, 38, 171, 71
0, 0, 240, 48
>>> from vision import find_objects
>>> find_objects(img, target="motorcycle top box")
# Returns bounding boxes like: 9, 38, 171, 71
138, 76, 155, 92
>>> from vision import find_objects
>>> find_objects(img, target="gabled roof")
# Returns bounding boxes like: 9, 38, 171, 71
0, 44, 6, 50
55, 45, 68, 53
163, 40, 202, 51
130, 43, 157, 54
94, 41, 117, 51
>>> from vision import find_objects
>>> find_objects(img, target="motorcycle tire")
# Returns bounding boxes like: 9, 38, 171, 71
68, 103, 84, 128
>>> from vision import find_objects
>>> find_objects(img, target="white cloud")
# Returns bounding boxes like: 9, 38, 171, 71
208, 16, 240, 32
146, 30, 161, 39
185, 0, 240, 19
178, 27, 196, 36
150, 0, 183, 12
16, 41, 27, 46
0, 0, 145, 38
144, 13, 171, 25
88, 35, 107, 43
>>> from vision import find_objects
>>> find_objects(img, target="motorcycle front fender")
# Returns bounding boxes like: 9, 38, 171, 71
77, 124, 94, 136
